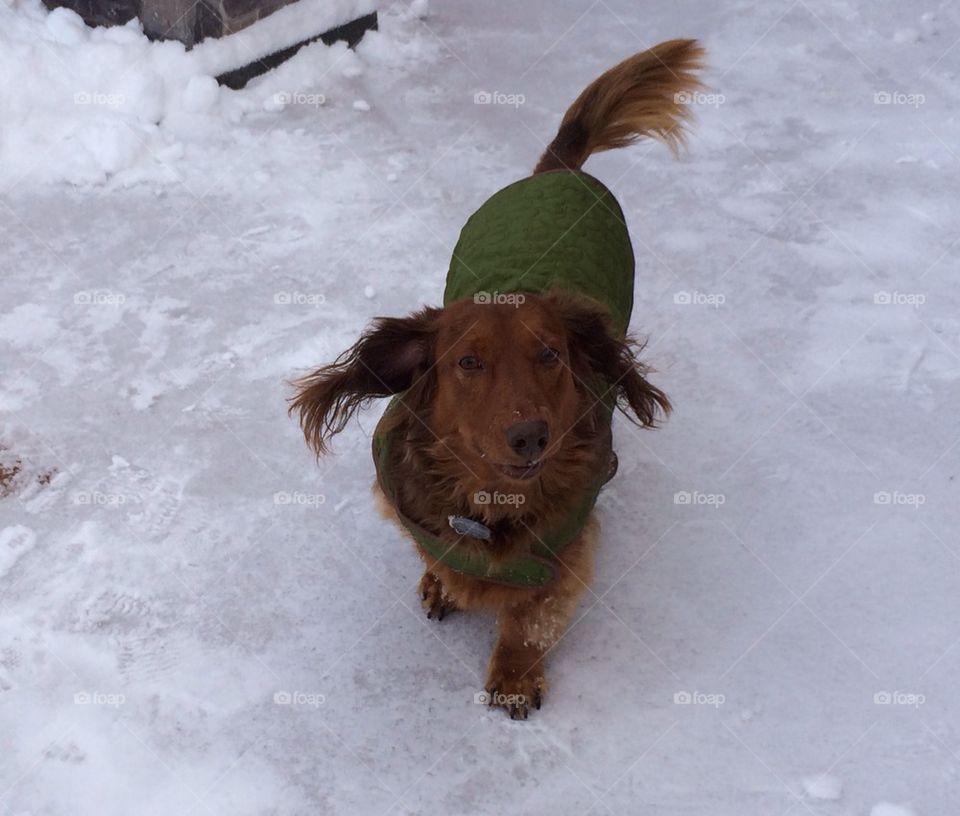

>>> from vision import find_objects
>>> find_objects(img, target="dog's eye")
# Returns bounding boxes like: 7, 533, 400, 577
459, 355, 482, 371
538, 347, 561, 365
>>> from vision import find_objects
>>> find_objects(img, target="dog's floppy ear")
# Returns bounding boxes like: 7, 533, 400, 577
289, 307, 440, 454
553, 295, 671, 427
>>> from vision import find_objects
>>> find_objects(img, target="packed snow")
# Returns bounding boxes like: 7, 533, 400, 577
871, 804, 918, 816
802, 772, 844, 801
1, 0, 959, 814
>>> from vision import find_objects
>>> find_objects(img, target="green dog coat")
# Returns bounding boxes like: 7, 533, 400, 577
445, 171, 635, 334
375, 171, 635, 587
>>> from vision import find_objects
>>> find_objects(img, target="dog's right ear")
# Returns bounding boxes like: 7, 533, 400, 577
550, 294, 671, 428
289, 307, 440, 455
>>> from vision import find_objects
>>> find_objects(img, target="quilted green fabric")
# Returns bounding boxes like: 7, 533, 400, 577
443, 171, 635, 336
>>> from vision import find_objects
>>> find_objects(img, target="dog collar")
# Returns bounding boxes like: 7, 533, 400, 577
372, 397, 614, 588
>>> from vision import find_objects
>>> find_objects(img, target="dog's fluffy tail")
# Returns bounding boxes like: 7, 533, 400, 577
533, 39, 705, 174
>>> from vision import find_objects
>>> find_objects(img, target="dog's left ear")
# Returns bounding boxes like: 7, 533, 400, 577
553, 295, 671, 427
289, 307, 440, 455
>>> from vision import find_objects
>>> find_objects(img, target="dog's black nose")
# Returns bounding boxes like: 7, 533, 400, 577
505, 420, 549, 458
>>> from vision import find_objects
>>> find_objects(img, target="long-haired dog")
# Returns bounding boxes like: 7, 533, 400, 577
291, 40, 704, 718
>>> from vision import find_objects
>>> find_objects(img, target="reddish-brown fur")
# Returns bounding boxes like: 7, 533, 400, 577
290, 39, 703, 718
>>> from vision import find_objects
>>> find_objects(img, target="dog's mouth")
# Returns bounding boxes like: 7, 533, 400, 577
494, 460, 543, 481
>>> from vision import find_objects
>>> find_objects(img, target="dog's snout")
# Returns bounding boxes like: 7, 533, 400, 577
505, 420, 549, 458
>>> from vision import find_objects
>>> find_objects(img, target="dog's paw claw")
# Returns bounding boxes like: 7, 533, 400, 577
418, 572, 457, 622
508, 703, 528, 720
483, 669, 545, 719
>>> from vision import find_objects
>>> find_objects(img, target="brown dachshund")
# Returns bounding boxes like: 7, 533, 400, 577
291, 39, 704, 718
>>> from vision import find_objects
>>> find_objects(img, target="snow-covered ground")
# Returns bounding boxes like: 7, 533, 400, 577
2, 0, 959, 813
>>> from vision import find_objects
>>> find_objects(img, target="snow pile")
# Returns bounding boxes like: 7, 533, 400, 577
0, 0, 422, 186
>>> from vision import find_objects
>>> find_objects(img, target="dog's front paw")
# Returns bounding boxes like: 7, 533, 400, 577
483, 661, 545, 720
419, 571, 457, 621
